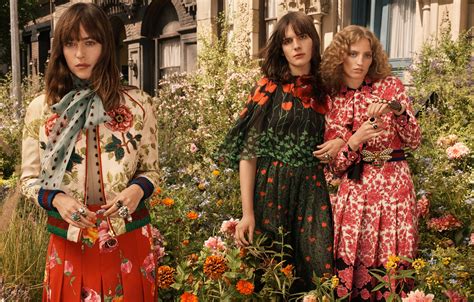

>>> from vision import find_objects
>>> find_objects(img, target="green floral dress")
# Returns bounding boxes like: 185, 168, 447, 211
217, 76, 334, 291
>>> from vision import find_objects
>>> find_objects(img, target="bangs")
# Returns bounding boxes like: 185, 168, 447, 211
287, 17, 313, 36
58, 11, 104, 44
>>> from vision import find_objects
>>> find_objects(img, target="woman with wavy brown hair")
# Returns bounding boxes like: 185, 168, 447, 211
320, 25, 421, 300
217, 11, 335, 292
21, 3, 162, 301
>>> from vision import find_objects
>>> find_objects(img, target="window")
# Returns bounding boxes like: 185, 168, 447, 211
159, 37, 181, 78
259, 0, 278, 48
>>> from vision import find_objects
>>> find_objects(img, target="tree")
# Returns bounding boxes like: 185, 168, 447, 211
0, 0, 38, 66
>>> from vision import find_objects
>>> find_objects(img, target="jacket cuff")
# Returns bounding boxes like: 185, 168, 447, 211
38, 188, 63, 211
129, 177, 154, 201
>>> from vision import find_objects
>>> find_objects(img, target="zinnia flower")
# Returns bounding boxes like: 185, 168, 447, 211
446, 142, 470, 159
219, 218, 239, 237
427, 214, 462, 232
180, 292, 198, 302
203, 236, 226, 253
401, 289, 434, 302
187, 211, 199, 220
236, 279, 254, 296
156, 265, 175, 289
444, 289, 468, 302
203, 255, 227, 280
212, 170, 220, 176
162, 197, 174, 207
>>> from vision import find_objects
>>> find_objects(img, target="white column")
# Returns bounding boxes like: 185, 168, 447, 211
429, 0, 439, 40
451, 0, 468, 38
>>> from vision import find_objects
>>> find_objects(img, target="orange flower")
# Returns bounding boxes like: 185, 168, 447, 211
281, 264, 294, 278
180, 292, 198, 302
162, 197, 174, 207
203, 255, 228, 280
156, 265, 175, 289
187, 211, 198, 220
182, 239, 190, 246
236, 279, 254, 296
154, 187, 162, 195
281, 102, 293, 111
149, 198, 160, 207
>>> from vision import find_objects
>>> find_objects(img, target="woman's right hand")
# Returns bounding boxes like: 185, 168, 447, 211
235, 214, 255, 246
347, 119, 384, 150
52, 193, 96, 229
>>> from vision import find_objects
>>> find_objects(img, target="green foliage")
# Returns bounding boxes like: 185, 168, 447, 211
0, 74, 43, 178
408, 24, 473, 251
0, 193, 49, 301
0, 0, 39, 65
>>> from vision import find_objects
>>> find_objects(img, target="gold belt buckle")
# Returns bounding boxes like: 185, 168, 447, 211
361, 148, 393, 167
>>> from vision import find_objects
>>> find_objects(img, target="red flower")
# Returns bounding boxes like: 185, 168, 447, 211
180, 292, 198, 302
106, 104, 133, 132
282, 102, 293, 111
45, 114, 60, 137
236, 279, 254, 296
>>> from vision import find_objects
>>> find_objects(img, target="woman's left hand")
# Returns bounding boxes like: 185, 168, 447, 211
313, 138, 345, 163
102, 184, 144, 218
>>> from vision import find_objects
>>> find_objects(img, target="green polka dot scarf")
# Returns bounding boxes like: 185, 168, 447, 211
37, 77, 110, 189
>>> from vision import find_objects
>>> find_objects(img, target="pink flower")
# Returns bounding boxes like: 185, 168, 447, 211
121, 258, 133, 274
98, 220, 118, 253
203, 236, 226, 253
219, 218, 239, 237
303, 294, 317, 302
444, 289, 468, 302
48, 245, 60, 269
427, 214, 462, 232
401, 289, 434, 302
360, 288, 371, 300
189, 143, 199, 153
417, 195, 430, 218
470, 233, 474, 246
64, 260, 74, 276
437, 134, 458, 147
81, 287, 101, 302
45, 114, 60, 137
141, 253, 156, 283
105, 104, 133, 132
446, 142, 470, 160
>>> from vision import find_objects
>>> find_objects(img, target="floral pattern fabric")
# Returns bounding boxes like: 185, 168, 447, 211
217, 76, 334, 292
325, 76, 422, 300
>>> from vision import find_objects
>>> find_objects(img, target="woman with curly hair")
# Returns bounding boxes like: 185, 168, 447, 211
217, 11, 336, 292
319, 25, 421, 300
20, 3, 162, 301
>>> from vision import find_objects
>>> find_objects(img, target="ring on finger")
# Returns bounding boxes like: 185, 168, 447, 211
369, 117, 376, 124
115, 200, 123, 208
372, 124, 378, 129
78, 207, 87, 217
324, 153, 331, 160
71, 211, 81, 222
118, 205, 129, 218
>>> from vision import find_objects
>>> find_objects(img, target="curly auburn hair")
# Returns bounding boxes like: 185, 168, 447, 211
320, 25, 392, 95
45, 3, 121, 111
261, 11, 321, 84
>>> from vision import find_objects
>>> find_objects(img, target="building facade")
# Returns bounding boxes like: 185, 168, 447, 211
21, 0, 474, 94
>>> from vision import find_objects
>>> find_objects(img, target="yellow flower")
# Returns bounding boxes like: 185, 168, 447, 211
197, 183, 206, 190
162, 197, 174, 207
216, 199, 223, 207
385, 260, 397, 271
331, 275, 339, 289
412, 258, 426, 271
387, 254, 400, 263
442, 257, 451, 266
212, 170, 220, 176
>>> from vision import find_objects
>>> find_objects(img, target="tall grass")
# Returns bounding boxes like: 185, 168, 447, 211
0, 187, 49, 301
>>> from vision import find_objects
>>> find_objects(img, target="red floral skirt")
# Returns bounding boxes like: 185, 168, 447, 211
42, 222, 162, 302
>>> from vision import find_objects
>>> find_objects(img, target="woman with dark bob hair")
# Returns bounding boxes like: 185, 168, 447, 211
21, 3, 162, 301
320, 25, 421, 300
217, 11, 337, 292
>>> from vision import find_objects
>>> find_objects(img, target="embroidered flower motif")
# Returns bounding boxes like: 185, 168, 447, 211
45, 114, 60, 137
64, 260, 74, 276
141, 252, 156, 283
281, 102, 293, 111
106, 105, 133, 132
416, 195, 430, 218
250, 77, 277, 106
121, 258, 132, 274
82, 226, 99, 247
98, 220, 118, 253
48, 245, 61, 269
81, 287, 102, 302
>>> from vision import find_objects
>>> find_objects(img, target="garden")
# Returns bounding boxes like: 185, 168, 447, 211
0, 20, 472, 301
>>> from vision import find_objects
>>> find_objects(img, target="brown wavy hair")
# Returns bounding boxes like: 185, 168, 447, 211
261, 11, 321, 85
45, 3, 121, 110
320, 25, 392, 95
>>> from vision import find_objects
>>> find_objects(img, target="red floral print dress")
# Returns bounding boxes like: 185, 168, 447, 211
325, 76, 421, 301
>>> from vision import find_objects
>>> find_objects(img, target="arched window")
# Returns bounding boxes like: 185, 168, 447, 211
158, 20, 181, 78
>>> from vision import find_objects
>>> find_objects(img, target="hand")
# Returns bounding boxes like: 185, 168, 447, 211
52, 193, 96, 228
347, 119, 384, 150
102, 184, 144, 218
313, 138, 346, 163
235, 214, 255, 246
